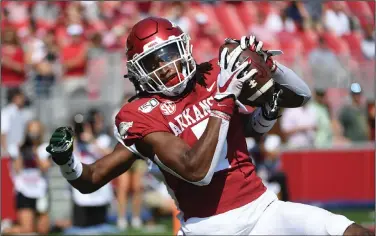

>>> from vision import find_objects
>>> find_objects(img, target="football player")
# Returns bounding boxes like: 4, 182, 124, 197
46, 17, 372, 235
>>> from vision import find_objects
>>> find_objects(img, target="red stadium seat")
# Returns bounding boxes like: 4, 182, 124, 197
213, 2, 248, 39
197, 4, 221, 29
346, 1, 373, 17
345, 1, 374, 28
235, 1, 257, 31
367, 1, 375, 12
192, 37, 217, 63
256, 2, 272, 16
299, 30, 319, 55
341, 32, 364, 61
276, 31, 303, 66
322, 32, 350, 56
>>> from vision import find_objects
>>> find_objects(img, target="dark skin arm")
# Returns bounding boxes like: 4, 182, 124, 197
69, 143, 138, 194
142, 116, 223, 182
69, 115, 223, 192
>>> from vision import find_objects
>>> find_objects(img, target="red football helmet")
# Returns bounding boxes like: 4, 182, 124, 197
126, 17, 196, 96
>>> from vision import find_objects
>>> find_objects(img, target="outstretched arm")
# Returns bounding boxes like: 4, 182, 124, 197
69, 143, 138, 193
46, 127, 139, 194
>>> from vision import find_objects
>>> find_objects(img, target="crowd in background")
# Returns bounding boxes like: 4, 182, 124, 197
1, 1, 374, 234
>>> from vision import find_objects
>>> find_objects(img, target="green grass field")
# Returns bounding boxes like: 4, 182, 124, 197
115, 208, 375, 235
332, 209, 375, 229
49, 208, 373, 235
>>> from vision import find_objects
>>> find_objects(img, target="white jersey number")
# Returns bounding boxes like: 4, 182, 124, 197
191, 118, 231, 171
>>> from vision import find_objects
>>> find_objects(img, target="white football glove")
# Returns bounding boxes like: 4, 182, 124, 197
215, 45, 258, 103
239, 35, 283, 72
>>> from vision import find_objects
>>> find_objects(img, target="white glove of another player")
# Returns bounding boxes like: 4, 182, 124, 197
215, 45, 258, 102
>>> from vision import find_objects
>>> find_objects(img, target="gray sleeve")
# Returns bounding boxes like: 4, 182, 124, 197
273, 62, 312, 106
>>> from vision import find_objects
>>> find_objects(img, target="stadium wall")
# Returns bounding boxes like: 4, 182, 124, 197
281, 146, 375, 209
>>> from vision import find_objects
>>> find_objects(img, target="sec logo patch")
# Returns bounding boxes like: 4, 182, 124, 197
160, 101, 176, 116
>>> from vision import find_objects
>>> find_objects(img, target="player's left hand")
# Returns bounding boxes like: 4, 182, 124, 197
239, 35, 283, 73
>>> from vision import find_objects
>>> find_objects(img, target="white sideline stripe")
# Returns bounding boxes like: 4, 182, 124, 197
247, 79, 274, 101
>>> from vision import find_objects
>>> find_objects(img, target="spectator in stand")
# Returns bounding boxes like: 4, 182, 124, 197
278, 8, 297, 33
42, 29, 61, 97
302, 0, 324, 27
361, 23, 375, 60
86, 33, 106, 98
86, 108, 113, 156
142, 169, 175, 232
284, 1, 310, 31
2, 1, 31, 38
65, 114, 117, 235
55, 2, 85, 48
249, 7, 275, 43
308, 89, 333, 148
2, 120, 51, 234
367, 101, 375, 141
324, 2, 351, 37
31, 2, 61, 30
308, 37, 348, 89
339, 83, 370, 142
115, 96, 147, 230
24, 20, 57, 98
163, 2, 191, 33
249, 135, 289, 201
1, 28, 26, 88
80, 1, 99, 23
331, 118, 351, 147
1, 89, 31, 159
193, 11, 223, 49
61, 24, 89, 97
280, 103, 317, 148
263, 5, 294, 34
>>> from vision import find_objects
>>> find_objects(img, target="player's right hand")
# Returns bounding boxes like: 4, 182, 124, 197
239, 35, 282, 72
215, 45, 258, 102
46, 127, 75, 165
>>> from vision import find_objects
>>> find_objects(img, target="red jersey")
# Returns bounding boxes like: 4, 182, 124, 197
1, 45, 25, 87
115, 59, 266, 220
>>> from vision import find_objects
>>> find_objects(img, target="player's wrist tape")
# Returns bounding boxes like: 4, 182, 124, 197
212, 97, 235, 116
210, 110, 231, 121
251, 107, 277, 133
59, 154, 83, 181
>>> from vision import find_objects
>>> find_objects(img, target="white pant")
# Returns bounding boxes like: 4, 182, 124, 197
178, 190, 354, 235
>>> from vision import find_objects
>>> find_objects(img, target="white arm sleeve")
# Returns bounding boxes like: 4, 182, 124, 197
153, 116, 230, 186
273, 62, 312, 106
1, 108, 10, 134
249, 107, 277, 134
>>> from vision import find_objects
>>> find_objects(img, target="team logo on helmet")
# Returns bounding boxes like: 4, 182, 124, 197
160, 101, 176, 116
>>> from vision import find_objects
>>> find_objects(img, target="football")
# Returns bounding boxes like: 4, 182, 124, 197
219, 41, 275, 107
